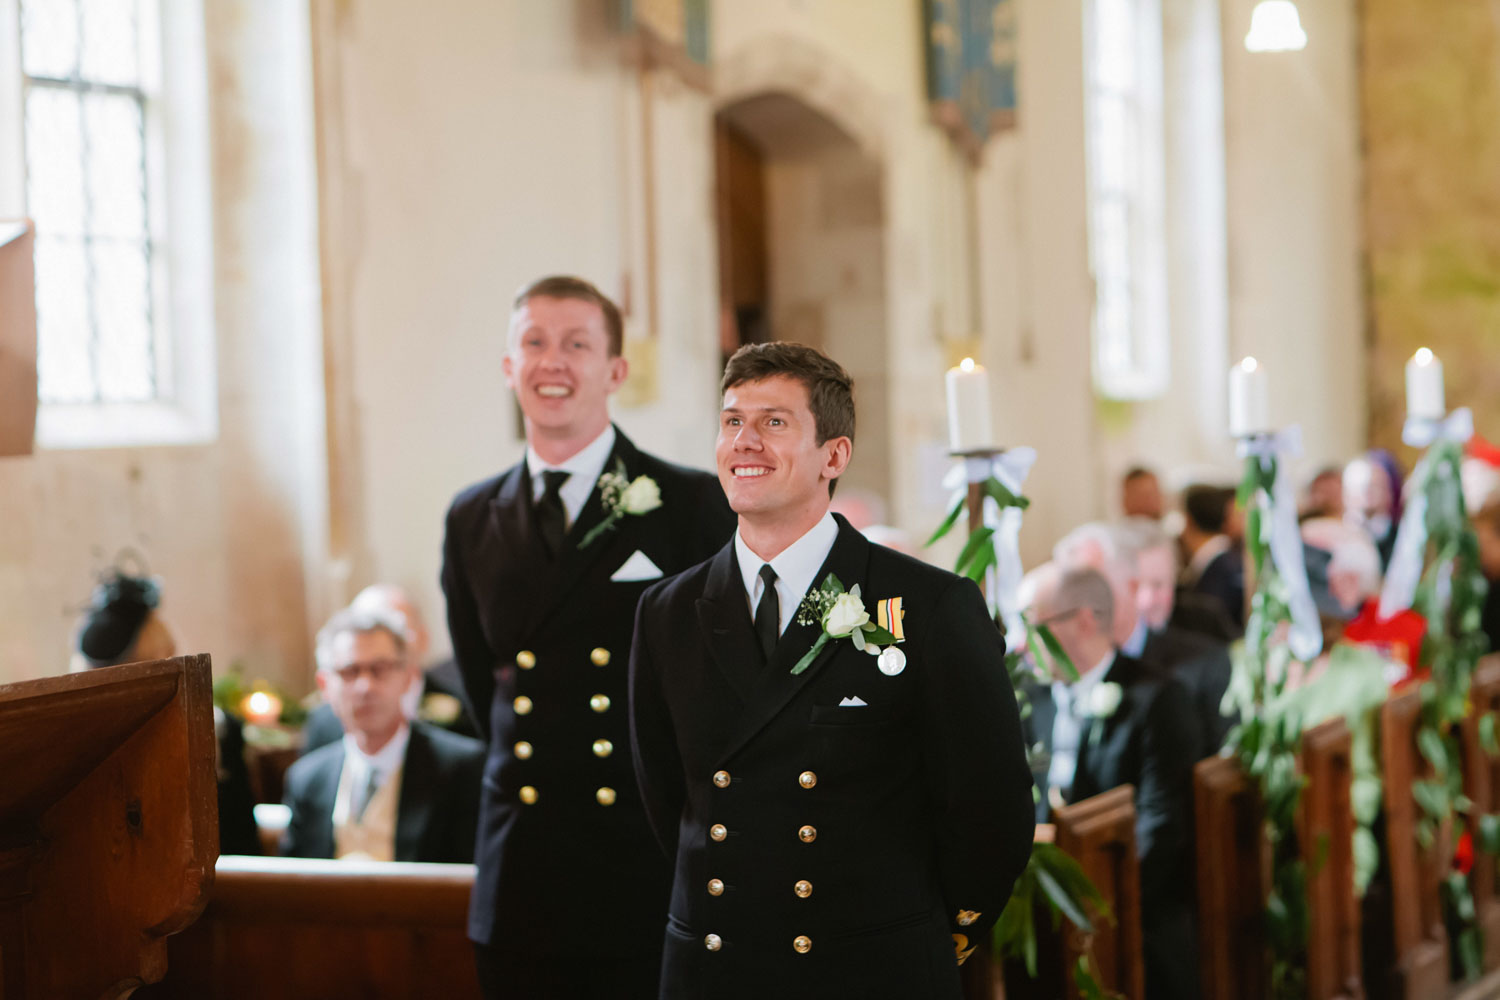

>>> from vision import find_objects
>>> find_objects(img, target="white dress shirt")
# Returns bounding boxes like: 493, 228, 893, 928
525, 424, 617, 529
1047, 650, 1116, 798
734, 512, 839, 638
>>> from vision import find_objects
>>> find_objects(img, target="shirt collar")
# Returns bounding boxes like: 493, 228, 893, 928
525, 424, 617, 522
342, 722, 410, 779
734, 512, 839, 627
1051, 649, 1116, 702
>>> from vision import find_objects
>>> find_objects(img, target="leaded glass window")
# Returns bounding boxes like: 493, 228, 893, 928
20, 0, 162, 405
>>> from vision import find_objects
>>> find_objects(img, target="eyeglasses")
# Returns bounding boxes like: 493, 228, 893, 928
1034, 607, 1084, 628
327, 658, 407, 684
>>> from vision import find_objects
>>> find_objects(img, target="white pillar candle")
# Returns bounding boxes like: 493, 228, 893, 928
946, 357, 993, 452
1228, 356, 1270, 437
1405, 347, 1445, 421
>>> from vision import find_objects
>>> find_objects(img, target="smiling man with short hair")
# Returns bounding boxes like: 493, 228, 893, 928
442, 276, 735, 999
628, 341, 1033, 1000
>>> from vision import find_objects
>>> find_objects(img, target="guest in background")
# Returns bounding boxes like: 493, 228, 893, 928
281, 607, 483, 863
1474, 496, 1500, 654
1116, 518, 1236, 752
1122, 465, 1165, 521
1180, 485, 1245, 630
1301, 465, 1345, 521
1344, 450, 1404, 570
300, 583, 476, 755
1024, 567, 1200, 1000
72, 567, 261, 856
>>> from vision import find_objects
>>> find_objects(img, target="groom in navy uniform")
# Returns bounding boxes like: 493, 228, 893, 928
442, 276, 735, 998
629, 342, 1034, 999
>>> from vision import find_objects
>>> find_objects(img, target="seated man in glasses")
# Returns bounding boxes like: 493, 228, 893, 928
281, 606, 485, 863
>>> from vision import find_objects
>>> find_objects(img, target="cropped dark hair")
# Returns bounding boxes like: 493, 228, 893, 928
1184, 484, 1234, 534
511, 275, 624, 357
720, 342, 855, 447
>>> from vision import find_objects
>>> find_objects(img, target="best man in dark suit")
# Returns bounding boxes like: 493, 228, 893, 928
442, 276, 736, 999
281, 606, 484, 863
1024, 565, 1201, 1000
629, 343, 1034, 999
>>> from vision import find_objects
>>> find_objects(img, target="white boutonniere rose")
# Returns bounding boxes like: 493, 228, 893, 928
790, 575, 900, 674
579, 459, 662, 549
1086, 681, 1124, 719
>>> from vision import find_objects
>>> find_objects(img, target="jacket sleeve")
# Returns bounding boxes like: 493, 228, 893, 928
919, 577, 1035, 963
446, 745, 485, 865
441, 499, 495, 740
278, 765, 314, 859
628, 585, 686, 860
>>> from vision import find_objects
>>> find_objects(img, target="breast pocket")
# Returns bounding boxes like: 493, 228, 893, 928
809, 703, 896, 727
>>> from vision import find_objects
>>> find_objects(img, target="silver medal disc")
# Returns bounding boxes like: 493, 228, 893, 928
877, 646, 907, 676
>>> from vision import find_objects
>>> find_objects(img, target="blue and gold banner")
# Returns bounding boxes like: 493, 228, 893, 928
924, 0, 1018, 157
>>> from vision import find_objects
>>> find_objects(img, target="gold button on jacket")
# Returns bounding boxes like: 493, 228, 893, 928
794, 880, 812, 899
590, 693, 611, 713
515, 650, 536, 669
513, 696, 533, 716
798, 824, 817, 843
710, 823, 727, 842
793, 935, 812, 954
590, 647, 611, 666
513, 741, 533, 760
713, 770, 731, 788
596, 786, 617, 806
707, 878, 724, 896
593, 739, 613, 758
704, 934, 722, 952
519, 785, 538, 805
798, 770, 817, 789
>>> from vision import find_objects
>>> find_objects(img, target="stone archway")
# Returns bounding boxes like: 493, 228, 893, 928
711, 37, 893, 516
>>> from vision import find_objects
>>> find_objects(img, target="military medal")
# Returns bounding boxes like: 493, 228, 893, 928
877, 646, 906, 676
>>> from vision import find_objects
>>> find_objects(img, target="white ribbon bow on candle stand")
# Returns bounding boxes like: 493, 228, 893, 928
1236, 426, 1324, 663
1378, 407, 1474, 620
941, 447, 1038, 643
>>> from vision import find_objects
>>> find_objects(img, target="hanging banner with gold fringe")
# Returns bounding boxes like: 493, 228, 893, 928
924, 0, 1018, 159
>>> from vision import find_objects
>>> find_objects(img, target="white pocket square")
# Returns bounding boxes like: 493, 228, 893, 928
838, 696, 868, 707
611, 550, 664, 582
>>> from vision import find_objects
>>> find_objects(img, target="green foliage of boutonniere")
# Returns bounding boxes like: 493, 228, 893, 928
578, 459, 663, 549
790, 573, 899, 675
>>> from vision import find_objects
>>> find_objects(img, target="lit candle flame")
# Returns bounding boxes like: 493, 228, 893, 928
959, 357, 976, 373
1239, 356, 1259, 373
246, 691, 273, 717
1414, 347, 1434, 366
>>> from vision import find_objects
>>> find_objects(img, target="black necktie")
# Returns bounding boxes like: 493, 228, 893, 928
754, 564, 780, 663
536, 470, 570, 556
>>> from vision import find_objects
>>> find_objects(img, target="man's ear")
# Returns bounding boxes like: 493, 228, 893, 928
315, 672, 329, 696
502, 354, 517, 391
822, 436, 853, 482
604, 353, 630, 393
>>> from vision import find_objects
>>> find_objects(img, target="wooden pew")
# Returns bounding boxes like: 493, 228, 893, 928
1461, 655, 1500, 971
1195, 718, 1361, 1000
1299, 718, 1363, 1000
1053, 785, 1145, 999
1379, 684, 1449, 997
0, 656, 218, 998
144, 856, 479, 999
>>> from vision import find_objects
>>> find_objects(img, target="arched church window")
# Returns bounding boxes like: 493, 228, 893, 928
1084, 0, 1169, 400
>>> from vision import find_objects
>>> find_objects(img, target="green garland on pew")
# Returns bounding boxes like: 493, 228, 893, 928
1227, 452, 1312, 1000
1402, 438, 1493, 980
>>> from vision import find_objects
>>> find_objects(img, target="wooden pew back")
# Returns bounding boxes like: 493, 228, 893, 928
1462, 655, 1500, 971
1299, 718, 1363, 1000
1054, 785, 1145, 999
1195, 754, 1269, 1000
1380, 684, 1449, 997
144, 856, 480, 999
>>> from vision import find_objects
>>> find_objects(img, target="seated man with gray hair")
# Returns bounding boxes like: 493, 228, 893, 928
281, 606, 484, 863
1023, 566, 1201, 1000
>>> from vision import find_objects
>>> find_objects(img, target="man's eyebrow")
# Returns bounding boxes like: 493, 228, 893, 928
720, 405, 794, 414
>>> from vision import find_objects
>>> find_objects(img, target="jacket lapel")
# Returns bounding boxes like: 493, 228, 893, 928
487, 464, 549, 638
719, 518, 870, 762
310, 747, 344, 859
695, 542, 762, 704
393, 726, 432, 863
1071, 655, 1127, 801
